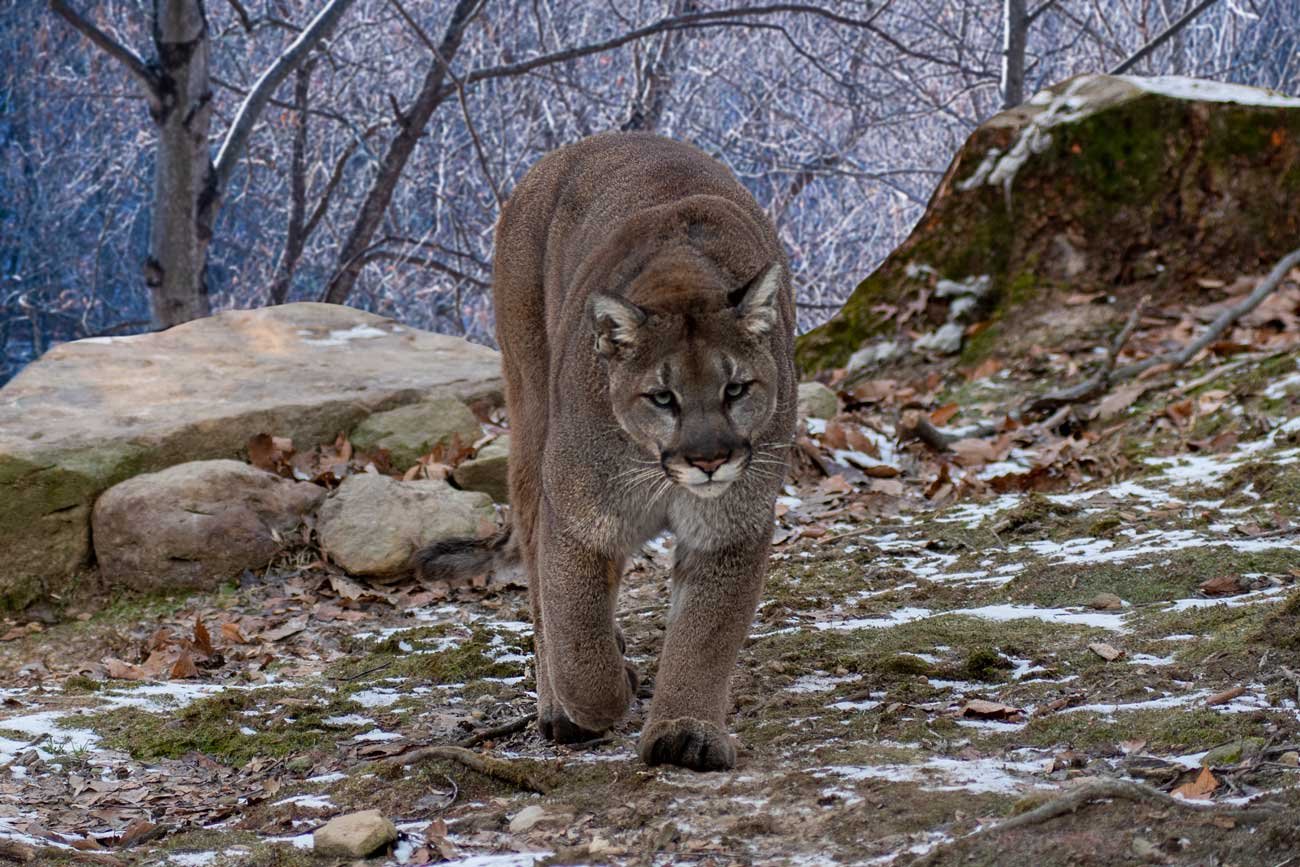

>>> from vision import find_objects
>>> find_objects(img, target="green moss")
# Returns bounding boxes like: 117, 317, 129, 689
69, 685, 366, 764
61, 674, 102, 694
1009, 707, 1294, 753
330, 623, 526, 685
1002, 545, 1298, 608
963, 647, 1011, 682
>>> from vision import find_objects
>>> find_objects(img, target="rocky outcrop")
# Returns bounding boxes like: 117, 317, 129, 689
797, 75, 1300, 376
315, 473, 495, 576
452, 435, 511, 503
92, 461, 324, 592
0, 303, 501, 609
349, 396, 483, 469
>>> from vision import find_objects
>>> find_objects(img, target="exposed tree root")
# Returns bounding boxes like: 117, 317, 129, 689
457, 712, 538, 748
907, 779, 1281, 866
376, 744, 552, 794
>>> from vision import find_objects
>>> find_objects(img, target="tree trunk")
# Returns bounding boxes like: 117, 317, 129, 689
321, 0, 482, 307
270, 61, 313, 306
1001, 0, 1028, 109
146, 0, 214, 329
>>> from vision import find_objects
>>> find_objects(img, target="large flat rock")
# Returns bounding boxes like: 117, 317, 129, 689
0, 303, 502, 609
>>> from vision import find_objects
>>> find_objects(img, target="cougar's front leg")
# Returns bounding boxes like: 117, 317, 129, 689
536, 501, 637, 736
639, 539, 767, 771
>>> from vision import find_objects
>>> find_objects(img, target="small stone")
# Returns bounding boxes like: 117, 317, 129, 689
508, 805, 547, 833
1279, 751, 1299, 767
1200, 737, 1266, 767
313, 809, 397, 858
350, 396, 483, 469
1088, 592, 1124, 611
588, 835, 616, 856
846, 340, 902, 373
796, 382, 839, 420
315, 473, 494, 576
453, 436, 510, 503
1088, 641, 1124, 661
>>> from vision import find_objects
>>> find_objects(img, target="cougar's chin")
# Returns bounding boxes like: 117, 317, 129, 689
685, 479, 732, 499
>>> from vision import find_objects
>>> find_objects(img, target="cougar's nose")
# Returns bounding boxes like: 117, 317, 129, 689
687, 452, 730, 474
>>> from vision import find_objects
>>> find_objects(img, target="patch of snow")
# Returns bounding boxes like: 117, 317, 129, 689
787, 673, 861, 694
271, 794, 334, 810
814, 607, 933, 631
1061, 691, 1208, 715
945, 603, 1127, 630
167, 854, 220, 867
1128, 653, 1175, 667
306, 772, 346, 784
297, 324, 390, 346
1167, 585, 1290, 611
352, 728, 403, 742
1120, 75, 1300, 107
350, 688, 401, 708
819, 756, 1047, 794
323, 714, 374, 726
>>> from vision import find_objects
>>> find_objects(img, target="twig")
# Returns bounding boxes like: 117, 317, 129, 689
897, 409, 955, 451
1023, 294, 1148, 416
376, 745, 552, 793
456, 712, 537, 748
907, 779, 1280, 866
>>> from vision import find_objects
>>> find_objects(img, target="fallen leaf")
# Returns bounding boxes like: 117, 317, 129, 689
1172, 766, 1218, 801
193, 617, 213, 657
220, 621, 248, 644
1199, 574, 1247, 597
105, 658, 147, 681
170, 651, 198, 679
930, 403, 960, 426
1095, 384, 1147, 421
262, 615, 308, 642
118, 818, 157, 847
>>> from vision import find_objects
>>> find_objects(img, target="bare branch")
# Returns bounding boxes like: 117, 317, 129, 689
1111, 0, 1221, 73
48, 0, 159, 105
212, 0, 360, 194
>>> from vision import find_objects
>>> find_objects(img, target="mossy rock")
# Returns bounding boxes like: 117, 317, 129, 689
349, 396, 483, 469
796, 75, 1300, 375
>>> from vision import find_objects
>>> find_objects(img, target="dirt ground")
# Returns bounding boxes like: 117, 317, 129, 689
3, 317, 1300, 865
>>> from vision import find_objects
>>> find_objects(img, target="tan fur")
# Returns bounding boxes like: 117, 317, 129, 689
421, 132, 796, 771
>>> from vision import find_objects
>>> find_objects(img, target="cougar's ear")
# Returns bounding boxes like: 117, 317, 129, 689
588, 293, 647, 358
729, 264, 782, 337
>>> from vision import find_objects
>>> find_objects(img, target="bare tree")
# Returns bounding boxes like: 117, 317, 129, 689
49, 0, 359, 327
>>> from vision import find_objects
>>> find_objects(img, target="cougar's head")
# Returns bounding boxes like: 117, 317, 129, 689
587, 264, 785, 499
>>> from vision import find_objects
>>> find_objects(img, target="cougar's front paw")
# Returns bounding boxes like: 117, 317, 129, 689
538, 705, 602, 744
638, 717, 736, 771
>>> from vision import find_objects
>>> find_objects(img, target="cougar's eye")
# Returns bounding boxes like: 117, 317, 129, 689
649, 390, 675, 408
725, 381, 747, 399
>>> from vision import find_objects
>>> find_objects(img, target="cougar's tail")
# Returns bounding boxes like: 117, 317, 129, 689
411, 526, 519, 583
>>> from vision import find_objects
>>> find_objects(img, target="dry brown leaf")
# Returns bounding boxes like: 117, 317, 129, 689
850, 379, 897, 404
930, 403, 960, 426
170, 651, 198, 679
949, 438, 1001, 467
105, 658, 147, 681
329, 574, 369, 601
193, 617, 213, 657
1172, 766, 1218, 801
262, 615, 308, 642
1199, 574, 1247, 597
118, 818, 158, 848
1095, 383, 1147, 421
220, 621, 248, 644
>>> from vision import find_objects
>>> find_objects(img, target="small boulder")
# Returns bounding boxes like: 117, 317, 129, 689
452, 436, 510, 503
349, 397, 482, 469
1087, 592, 1124, 611
796, 382, 838, 421
508, 804, 548, 833
316, 472, 493, 576
313, 809, 397, 858
92, 461, 324, 592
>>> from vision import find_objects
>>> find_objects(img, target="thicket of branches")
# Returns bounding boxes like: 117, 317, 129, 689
2, 0, 1298, 383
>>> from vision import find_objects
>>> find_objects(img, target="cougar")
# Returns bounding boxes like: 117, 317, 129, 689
415, 131, 796, 771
